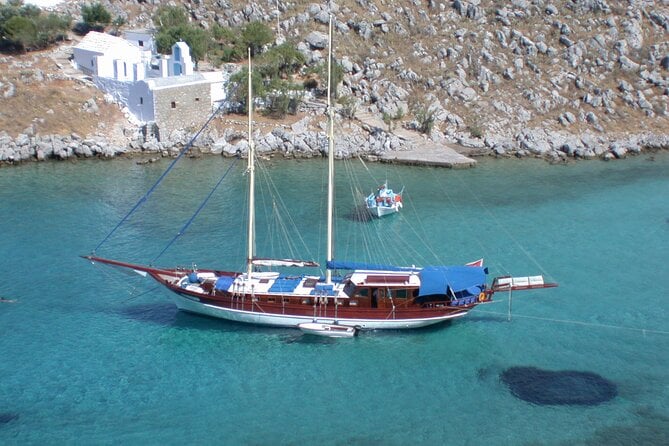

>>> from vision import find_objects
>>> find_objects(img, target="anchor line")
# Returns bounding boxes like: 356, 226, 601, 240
474, 308, 669, 336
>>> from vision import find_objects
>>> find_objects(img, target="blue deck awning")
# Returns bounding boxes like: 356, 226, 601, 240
418, 266, 486, 297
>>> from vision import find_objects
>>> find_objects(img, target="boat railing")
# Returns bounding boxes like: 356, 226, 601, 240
492, 275, 558, 291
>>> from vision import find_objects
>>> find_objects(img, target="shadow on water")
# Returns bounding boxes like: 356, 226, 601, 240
500, 366, 617, 406
119, 302, 178, 326
281, 333, 339, 345
0, 412, 19, 425
345, 204, 373, 222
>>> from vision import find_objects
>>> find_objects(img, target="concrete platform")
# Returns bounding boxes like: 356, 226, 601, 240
355, 111, 477, 168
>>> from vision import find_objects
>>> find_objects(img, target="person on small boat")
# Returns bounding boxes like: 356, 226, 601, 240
375, 185, 391, 206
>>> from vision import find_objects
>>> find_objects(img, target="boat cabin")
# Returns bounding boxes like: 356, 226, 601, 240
341, 270, 421, 308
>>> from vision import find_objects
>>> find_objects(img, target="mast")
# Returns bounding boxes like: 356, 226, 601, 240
246, 48, 255, 278
325, 14, 334, 284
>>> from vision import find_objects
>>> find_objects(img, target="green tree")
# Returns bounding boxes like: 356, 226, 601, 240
0, 1, 69, 52
240, 22, 273, 56
153, 6, 208, 63
229, 67, 265, 114
81, 2, 111, 32
256, 42, 305, 79
264, 87, 302, 119
305, 60, 344, 99
155, 24, 209, 63
4, 15, 38, 50
35, 13, 70, 46
110, 16, 125, 36
153, 5, 188, 29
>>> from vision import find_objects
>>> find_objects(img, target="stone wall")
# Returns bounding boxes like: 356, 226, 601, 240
153, 83, 211, 141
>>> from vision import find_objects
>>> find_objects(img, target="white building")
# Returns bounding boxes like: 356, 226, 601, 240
72, 31, 145, 81
72, 30, 229, 137
123, 29, 155, 63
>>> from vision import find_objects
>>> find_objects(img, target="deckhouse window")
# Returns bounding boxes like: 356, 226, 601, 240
138, 40, 144, 47
394, 289, 408, 299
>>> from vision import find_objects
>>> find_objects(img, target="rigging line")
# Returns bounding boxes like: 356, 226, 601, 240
255, 158, 317, 263
450, 170, 552, 278
474, 308, 669, 336
92, 100, 230, 254
356, 153, 379, 187
151, 157, 239, 264
426, 167, 494, 267
121, 285, 164, 303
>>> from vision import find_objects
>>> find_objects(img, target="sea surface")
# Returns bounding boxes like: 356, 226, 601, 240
1, 152, 668, 445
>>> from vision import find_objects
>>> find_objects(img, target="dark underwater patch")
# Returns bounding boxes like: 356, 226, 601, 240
0, 412, 19, 425
501, 366, 617, 406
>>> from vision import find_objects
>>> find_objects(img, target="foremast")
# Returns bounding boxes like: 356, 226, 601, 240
246, 48, 256, 279
325, 14, 335, 284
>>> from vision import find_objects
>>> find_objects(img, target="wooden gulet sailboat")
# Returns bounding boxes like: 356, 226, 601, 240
84, 17, 557, 331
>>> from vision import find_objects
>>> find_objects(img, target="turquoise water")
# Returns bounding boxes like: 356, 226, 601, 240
1, 153, 668, 445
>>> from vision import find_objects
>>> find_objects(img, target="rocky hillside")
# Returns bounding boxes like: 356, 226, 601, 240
2, 0, 668, 163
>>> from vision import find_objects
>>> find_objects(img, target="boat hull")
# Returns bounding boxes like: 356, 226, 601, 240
367, 204, 400, 218
170, 290, 469, 330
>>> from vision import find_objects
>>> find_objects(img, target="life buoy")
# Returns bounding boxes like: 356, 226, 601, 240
395, 195, 402, 202
478, 292, 486, 302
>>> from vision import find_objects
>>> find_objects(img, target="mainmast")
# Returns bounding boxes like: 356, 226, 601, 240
325, 14, 335, 284
246, 48, 255, 279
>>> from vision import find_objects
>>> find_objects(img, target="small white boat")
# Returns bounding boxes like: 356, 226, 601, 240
298, 322, 359, 338
365, 183, 403, 218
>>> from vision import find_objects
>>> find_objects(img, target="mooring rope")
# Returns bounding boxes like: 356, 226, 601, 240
93, 99, 231, 254
475, 307, 669, 336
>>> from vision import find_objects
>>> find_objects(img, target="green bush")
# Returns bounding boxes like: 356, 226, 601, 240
153, 5, 188, 29
4, 15, 38, 50
241, 22, 273, 56
305, 60, 344, 99
303, 78, 318, 90
155, 24, 209, 62
264, 88, 301, 118
337, 95, 357, 120
467, 125, 483, 139
412, 103, 436, 134
81, 2, 111, 32
211, 22, 275, 63
0, 1, 70, 52
256, 43, 305, 79
229, 68, 266, 114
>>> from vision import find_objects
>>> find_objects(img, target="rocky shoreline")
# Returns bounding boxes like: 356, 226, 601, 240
1, 114, 667, 167
3, 1, 669, 167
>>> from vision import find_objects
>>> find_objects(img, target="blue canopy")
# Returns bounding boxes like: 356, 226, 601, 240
418, 266, 486, 297
214, 276, 235, 291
